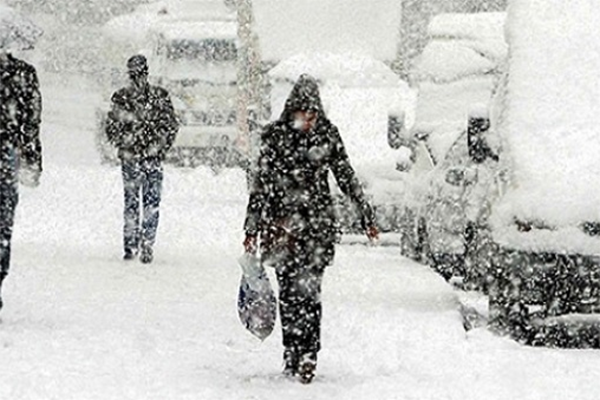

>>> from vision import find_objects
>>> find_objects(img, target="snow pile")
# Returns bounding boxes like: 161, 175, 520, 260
253, 0, 401, 63
495, 1, 600, 231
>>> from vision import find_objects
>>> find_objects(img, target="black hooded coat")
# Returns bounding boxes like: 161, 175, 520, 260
0, 54, 42, 290
0, 54, 42, 176
244, 74, 374, 262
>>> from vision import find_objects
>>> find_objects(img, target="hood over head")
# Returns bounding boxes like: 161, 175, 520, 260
280, 74, 325, 121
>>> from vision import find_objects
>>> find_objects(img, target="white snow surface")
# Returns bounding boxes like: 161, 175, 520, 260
499, 0, 600, 226
2, 73, 600, 399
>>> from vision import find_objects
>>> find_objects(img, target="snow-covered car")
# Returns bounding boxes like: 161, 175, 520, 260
95, 0, 244, 168
398, 12, 508, 276
484, 1, 600, 347
417, 111, 506, 284
267, 52, 415, 233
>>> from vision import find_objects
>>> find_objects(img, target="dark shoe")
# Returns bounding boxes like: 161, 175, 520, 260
140, 245, 153, 264
282, 349, 299, 377
123, 248, 137, 260
297, 353, 317, 384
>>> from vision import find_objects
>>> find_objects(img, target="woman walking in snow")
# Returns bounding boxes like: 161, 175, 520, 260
243, 74, 379, 383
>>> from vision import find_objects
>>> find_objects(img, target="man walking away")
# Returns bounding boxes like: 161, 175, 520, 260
0, 49, 43, 311
106, 55, 179, 264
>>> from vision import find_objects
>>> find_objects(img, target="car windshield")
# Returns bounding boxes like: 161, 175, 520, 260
165, 38, 237, 63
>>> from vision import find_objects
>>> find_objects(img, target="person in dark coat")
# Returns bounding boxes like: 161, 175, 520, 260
243, 74, 379, 383
0, 50, 43, 311
106, 55, 179, 263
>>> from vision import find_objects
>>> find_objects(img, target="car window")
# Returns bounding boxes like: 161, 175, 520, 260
441, 131, 469, 169
165, 39, 237, 63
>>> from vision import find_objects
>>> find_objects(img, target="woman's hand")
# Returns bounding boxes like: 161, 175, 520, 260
366, 225, 379, 244
243, 234, 258, 254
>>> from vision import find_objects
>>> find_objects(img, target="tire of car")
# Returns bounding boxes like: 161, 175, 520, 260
487, 247, 531, 342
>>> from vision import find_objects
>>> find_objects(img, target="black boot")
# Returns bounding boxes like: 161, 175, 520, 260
282, 348, 299, 377
140, 244, 153, 264
123, 248, 137, 260
297, 352, 317, 384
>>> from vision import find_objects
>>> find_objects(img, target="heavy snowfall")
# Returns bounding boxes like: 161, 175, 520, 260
1, 0, 600, 399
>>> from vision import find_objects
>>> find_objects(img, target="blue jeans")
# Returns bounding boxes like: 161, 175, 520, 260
0, 145, 18, 280
121, 158, 163, 253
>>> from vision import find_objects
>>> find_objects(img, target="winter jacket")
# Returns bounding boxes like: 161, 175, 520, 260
0, 54, 42, 177
244, 74, 375, 254
106, 83, 179, 161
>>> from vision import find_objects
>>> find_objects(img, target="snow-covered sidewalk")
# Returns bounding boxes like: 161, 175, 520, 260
1, 74, 599, 400
1, 160, 462, 399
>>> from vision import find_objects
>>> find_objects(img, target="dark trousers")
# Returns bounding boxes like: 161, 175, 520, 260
273, 239, 334, 360
121, 158, 163, 252
0, 146, 18, 284
431, 252, 465, 281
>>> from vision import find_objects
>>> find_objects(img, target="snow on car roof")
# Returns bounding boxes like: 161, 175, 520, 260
429, 12, 506, 42
268, 52, 403, 88
415, 41, 497, 83
157, 21, 237, 41
103, 12, 160, 42
428, 12, 508, 63
102, 0, 234, 43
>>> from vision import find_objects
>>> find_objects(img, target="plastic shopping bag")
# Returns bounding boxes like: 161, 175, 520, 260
237, 253, 277, 341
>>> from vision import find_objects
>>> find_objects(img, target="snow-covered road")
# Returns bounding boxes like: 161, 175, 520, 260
1, 74, 599, 400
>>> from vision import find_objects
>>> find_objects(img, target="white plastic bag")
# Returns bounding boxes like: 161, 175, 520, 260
237, 253, 277, 341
